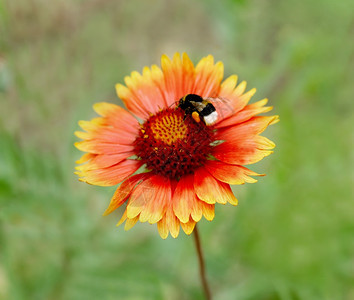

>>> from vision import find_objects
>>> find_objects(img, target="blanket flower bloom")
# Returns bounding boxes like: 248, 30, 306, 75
75, 53, 278, 239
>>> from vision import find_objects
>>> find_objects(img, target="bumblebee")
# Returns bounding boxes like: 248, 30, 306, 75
178, 94, 218, 126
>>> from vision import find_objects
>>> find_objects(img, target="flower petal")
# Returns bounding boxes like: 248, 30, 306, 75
212, 135, 275, 165
194, 167, 238, 205
93, 102, 138, 133
76, 159, 142, 186
157, 215, 169, 239
204, 160, 262, 185
75, 153, 95, 164
191, 198, 203, 222
77, 104, 139, 145
103, 173, 150, 216
139, 176, 171, 224
201, 202, 215, 221
74, 140, 135, 155
161, 52, 196, 106
193, 55, 224, 97
166, 205, 180, 238
216, 78, 258, 122
126, 175, 170, 224
76, 152, 134, 172
172, 174, 196, 223
116, 65, 168, 119
124, 216, 139, 231
181, 219, 196, 235
216, 115, 279, 141
116, 210, 127, 227
215, 98, 273, 128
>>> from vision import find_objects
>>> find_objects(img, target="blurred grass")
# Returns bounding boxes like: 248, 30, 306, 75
0, 0, 353, 299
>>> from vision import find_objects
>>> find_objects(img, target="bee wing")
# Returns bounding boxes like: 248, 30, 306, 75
205, 97, 236, 120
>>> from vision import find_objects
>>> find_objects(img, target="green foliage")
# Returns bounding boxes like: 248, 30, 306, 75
1, 0, 353, 299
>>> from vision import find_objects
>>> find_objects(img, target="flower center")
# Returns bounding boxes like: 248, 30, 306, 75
134, 108, 215, 180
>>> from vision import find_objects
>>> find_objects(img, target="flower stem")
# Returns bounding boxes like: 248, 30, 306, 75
193, 225, 212, 300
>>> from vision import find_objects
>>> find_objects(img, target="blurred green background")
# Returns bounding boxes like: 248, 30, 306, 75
0, 0, 353, 299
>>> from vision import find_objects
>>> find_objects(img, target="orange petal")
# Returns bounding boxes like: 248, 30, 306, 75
81, 126, 137, 146
75, 140, 135, 155
115, 84, 148, 119
215, 99, 273, 128
76, 159, 142, 186
193, 55, 224, 97
77, 105, 139, 145
204, 160, 262, 185
161, 53, 196, 106
126, 175, 170, 224
116, 65, 168, 118
194, 167, 238, 205
138, 176, 171, 224
216, 79, 258, 122
93, 102, 138, 132
103, 173, 150, 216
172, 174, 196, 223
216, 116, 279, 141
77, 123, 138, 147
126, 176, 156, 219
76, 152, 134, 171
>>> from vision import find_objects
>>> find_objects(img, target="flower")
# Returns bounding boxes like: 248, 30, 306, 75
75, 53, 278, 239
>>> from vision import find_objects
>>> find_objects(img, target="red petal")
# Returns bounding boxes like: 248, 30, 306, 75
212, 138, 274, 165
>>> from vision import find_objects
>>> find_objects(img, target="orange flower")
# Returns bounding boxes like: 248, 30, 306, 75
75, 53, 278, 239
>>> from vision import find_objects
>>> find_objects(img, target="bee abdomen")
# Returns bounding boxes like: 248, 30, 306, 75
200, 103, 216, 116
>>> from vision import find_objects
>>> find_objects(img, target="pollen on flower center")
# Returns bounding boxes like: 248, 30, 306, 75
134, 108, 215, 180
150, 113, 188, 145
